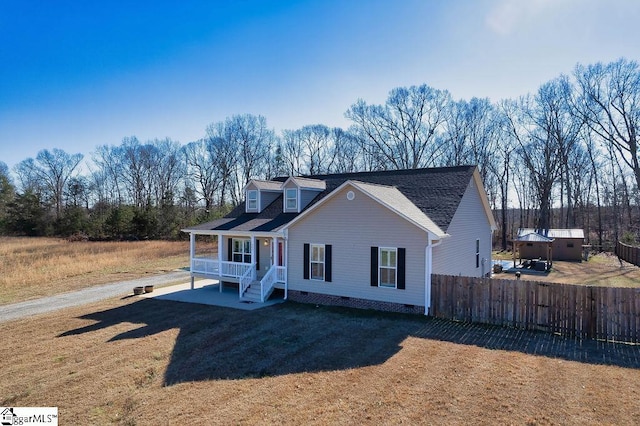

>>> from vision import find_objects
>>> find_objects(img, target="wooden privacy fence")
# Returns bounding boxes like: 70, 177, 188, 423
617, 241, 640, 267
430, 274, 640, 343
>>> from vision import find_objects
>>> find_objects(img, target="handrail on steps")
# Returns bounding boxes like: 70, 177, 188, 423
259, 265, 287, 303
239, 263, 256, 299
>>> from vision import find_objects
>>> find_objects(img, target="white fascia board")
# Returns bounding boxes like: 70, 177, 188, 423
183, 229, 284, 238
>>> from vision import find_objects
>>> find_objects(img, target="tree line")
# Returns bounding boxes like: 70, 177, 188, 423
1, 58, 639, 250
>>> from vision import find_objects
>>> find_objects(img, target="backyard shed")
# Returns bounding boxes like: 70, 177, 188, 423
515, 228, 584, 262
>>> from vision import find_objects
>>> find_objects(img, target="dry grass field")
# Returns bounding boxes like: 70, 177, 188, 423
1, 297, 639, 425
0, 237, 189, 304
2, 240, 640, 423
495, 251, 640, 287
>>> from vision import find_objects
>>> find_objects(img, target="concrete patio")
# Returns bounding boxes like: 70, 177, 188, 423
139, 278, 285, 310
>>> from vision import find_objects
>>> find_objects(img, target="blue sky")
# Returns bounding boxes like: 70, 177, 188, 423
1, 0, 639, 171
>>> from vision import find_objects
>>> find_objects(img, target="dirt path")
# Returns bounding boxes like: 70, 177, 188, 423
0, 271, 189, 323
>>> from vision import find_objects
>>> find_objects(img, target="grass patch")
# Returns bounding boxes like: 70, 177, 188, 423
1, 296, 640, 424
494, 251, 640, 287
0, 237, 188, 304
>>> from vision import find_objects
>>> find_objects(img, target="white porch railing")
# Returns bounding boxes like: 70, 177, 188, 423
191, 257, 219, 275
239, 263, 256, 298
221, 261, 253, 279
191, 257, 286, 303
258, 265, 286, 302
191, 258, 254, 280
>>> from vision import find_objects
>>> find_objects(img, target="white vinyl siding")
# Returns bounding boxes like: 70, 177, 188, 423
287, 185, 426, 306
432, 178, 493, 277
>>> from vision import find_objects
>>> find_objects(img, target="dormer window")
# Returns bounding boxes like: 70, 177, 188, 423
285, 188, 297, 210
247, 190, 258, 211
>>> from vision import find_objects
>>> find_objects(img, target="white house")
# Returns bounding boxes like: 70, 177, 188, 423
182, 165, 497, 315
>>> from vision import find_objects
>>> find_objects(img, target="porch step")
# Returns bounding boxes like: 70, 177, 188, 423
241, 281, 279, 303
241, 282, 263, 302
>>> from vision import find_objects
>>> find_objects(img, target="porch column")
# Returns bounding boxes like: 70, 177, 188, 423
251, 235, 256, 279
217, 234, 223, 292
189, 233, 195, 289
284, 236, 288, 299
271, 237, 276, 267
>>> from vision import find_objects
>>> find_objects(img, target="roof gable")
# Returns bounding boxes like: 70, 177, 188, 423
244, 179, 282, 192
282, 176, 326, 190
283, 180, 447, 238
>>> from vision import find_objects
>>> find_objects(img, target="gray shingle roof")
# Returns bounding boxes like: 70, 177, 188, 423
183, 165, 476, 233
297, 165, 475, 231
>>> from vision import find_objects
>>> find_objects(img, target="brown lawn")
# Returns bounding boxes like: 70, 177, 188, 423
1, 297, 639, 425
0, 237, 189, 305
494, 251, 640, 287
2, 242, 640, 423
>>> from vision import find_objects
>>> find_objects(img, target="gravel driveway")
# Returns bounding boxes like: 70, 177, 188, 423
0, 271, 190, 323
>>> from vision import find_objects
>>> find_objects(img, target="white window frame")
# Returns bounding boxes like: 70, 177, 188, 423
232, 238, 252, 264
379, 247, 397, 288
247, 190, 258, 211
310, 243, 325, 281
285, 188, 298, 211
476, 239, 480, 268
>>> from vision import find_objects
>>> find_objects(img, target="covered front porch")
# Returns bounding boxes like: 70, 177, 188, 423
187, 231, 288, 303
141, 278, 286, 310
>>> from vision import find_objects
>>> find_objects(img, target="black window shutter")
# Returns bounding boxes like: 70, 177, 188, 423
227, 238, 232, 261
370, 246, 378, 287
325, 244, 332, 282
397, 248, 406, 290
303, 243, 310, 279
256, 239, 260, 270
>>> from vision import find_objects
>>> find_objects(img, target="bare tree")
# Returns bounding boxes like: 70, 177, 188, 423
441, 97, 501, 185
183, 138, 221, 210
281, 128, 307, 175
15, 148, 83, 219
346, 84, 451, 169
152, 138, 185, 207
205, 122, 238, 207
331, 127, 364, 173
92, 144, 125, 204
575, 59, 640, 195
226, 114, 273, 203
505, 77, 581, 230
